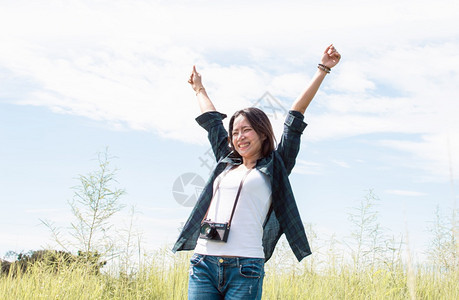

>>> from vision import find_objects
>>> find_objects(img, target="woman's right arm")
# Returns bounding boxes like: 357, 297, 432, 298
189, 66, 231, 162
188, 65, 216, 113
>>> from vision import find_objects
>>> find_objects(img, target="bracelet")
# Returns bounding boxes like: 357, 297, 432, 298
195, 87, 205, 95
318, 64, 331, 74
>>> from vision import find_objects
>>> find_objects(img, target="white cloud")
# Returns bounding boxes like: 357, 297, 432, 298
332, 160, 351, 168
385, 190, 427, 197
379, 133, 459, 182
1, 0, 458, 180
25, 208, 60, 214
306, 42, 459, 181
292, 159, 323, 175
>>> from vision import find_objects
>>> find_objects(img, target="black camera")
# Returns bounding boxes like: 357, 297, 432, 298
199, 221, 230, 242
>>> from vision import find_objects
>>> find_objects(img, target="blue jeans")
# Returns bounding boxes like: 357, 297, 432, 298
188, 254, 265, 300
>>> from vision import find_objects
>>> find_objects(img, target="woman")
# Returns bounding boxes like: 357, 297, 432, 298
173, 44, 341, 299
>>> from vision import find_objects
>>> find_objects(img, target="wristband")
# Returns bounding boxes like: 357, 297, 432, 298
195, 87, 205, 95
318, 64, 331, 74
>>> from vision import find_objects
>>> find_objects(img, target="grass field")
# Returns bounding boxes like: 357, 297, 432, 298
1, 245, 458, 300
2, 190, 457, 299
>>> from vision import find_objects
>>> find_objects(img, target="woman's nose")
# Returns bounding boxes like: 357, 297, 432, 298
234, 132, 244, 142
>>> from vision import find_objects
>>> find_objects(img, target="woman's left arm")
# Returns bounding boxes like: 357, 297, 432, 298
277, 45, 341, 173
290, 44, 341, 114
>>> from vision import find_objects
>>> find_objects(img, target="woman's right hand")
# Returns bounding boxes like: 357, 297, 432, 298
188, 65, 204, 93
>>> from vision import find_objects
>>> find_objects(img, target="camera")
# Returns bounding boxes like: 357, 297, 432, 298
199, 221, 230, 242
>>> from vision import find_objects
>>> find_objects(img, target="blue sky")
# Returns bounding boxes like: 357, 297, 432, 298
1, 0, 458, 261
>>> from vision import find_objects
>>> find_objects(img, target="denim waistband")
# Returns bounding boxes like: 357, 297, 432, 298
197, 254, 264, 266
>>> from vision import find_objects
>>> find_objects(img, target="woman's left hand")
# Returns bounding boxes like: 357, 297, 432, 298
321, 44, 341, 69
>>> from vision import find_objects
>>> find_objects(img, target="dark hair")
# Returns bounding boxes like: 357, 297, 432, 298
228, 107, 276, 159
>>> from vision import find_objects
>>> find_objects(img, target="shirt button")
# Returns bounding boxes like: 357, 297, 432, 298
219, 259, 224, 263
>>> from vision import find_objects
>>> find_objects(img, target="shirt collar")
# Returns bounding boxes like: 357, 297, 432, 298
220, 152, 272, 177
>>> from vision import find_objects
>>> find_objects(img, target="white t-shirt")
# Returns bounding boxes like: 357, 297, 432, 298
195, 165, 272, 258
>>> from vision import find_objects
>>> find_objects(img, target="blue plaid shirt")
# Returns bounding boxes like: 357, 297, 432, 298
172, 110, 311, 262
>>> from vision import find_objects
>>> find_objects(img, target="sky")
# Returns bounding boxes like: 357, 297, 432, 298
1, 0, 458, 262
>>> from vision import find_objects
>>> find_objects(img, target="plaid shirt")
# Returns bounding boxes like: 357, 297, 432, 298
172, 110, 311, 262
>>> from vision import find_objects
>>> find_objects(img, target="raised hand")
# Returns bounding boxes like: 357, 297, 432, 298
321, 44, 341, 69
187, 65, 216, 112
290, 44, 341, 114
188, 65, 204, 93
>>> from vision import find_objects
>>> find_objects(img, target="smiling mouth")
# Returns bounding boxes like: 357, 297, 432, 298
238, 143, 249, 150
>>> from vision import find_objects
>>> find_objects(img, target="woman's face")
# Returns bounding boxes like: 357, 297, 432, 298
231, 115, 265, 162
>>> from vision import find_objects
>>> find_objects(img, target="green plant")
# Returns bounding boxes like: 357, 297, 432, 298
42, 149, 125, 262
347, 189, 388, 271
0, 250, 106, 277
427, 204, 458, 271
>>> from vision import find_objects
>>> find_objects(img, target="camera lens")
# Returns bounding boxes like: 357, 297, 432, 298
200, 223, 214, 237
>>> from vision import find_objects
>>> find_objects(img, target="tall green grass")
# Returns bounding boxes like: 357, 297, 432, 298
1, 247, 458, 299
2, 190, 457, 299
